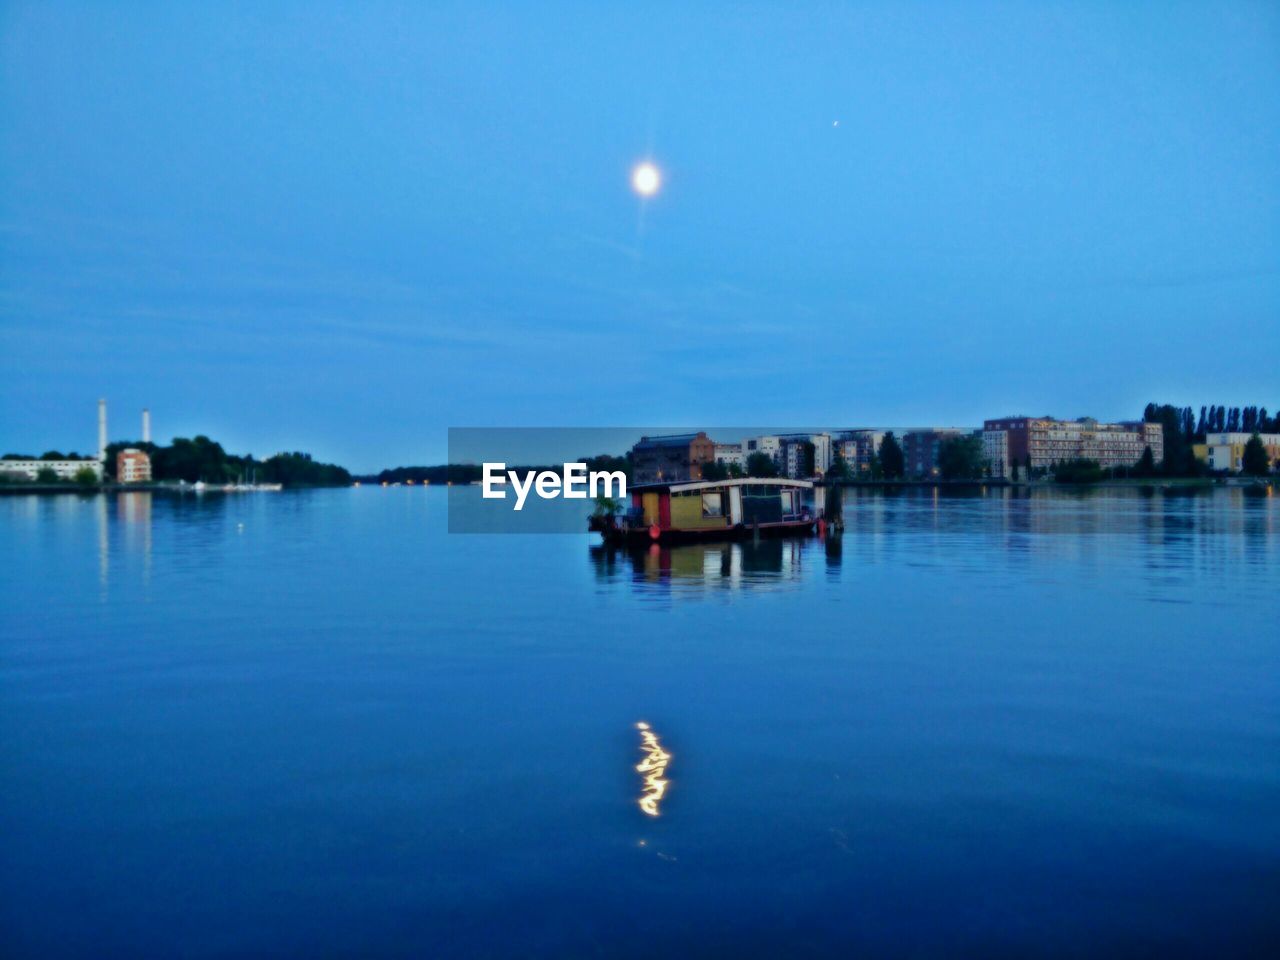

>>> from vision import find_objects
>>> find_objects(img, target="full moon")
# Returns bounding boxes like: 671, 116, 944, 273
631, 162, 661, 197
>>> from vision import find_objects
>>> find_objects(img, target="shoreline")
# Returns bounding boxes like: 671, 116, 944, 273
0, 483, 348, 496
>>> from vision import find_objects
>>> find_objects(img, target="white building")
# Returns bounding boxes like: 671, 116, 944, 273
1205, 433, 1280, 473
712, 443, 745, 470
0, 458, 103, 482
743, 435, 783, 469
983, 430, 1010, 478
779, 433, 832, 478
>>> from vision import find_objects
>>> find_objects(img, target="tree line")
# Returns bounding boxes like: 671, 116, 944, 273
103, 436, 351, 486
365, 453, 632, 486
1143, 402, 1277, 477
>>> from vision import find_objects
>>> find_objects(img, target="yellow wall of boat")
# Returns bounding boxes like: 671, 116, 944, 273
670, 491, 729, 530
641, 492, 661, 526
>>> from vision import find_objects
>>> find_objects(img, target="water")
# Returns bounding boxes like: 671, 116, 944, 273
1, 486, 1277, 957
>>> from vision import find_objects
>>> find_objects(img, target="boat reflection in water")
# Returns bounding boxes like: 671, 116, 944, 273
591, 537, 830, 598
635, 723, 671, 817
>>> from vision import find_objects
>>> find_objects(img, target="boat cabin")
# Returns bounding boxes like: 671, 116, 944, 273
592, 478, 817, 544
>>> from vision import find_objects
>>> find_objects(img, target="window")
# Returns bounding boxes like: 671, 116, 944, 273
702, 493, 723, 518
779, 489, 796, 515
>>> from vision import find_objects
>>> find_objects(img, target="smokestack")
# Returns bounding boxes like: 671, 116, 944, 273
142, 408, 151, 444
98, 398, 107, 462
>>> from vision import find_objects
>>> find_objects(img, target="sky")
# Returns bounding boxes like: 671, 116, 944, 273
2, 1, 1277, 471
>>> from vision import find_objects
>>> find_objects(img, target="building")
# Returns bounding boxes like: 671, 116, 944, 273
712, 443, 745, 471
902, 428, 971, 478
983, 430, 1009, 479
743, 435, 783, 470
1204, 433, 1280, 473
778, 433, 832, 479
0, 457, 103, 482
833, 430, 885, 475
117, 448, 153, 483
631, 432, 716, 484
983, 416, 1164, 478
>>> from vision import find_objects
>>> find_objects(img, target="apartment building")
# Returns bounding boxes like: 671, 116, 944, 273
902, 428, 971, 478
117, 448, 153, 483
983, 417, 1163, 478
834, 430, 884, 475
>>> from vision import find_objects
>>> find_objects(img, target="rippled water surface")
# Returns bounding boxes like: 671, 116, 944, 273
2, 487, 1278, 957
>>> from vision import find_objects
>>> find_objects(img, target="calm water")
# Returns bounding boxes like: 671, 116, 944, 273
2, 487, 1278, 957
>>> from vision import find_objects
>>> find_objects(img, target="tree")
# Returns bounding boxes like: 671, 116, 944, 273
592, 495, 622, 518
1053, 458, 1103, 484
701, 460, 729, 482
36, 467, 59, 483
39, 451, 66, 461
879, 432, 904, 479
1241, 434, 1271, 477
745, 451, 779, 478
259, 452, 351, 486
1009, 459, 1019, 482
828, 452, 852, 481
1134, 446, 1157, 478
938, 435, 984, 480
1146, 403, 1193, 476
73, 466, 99, 486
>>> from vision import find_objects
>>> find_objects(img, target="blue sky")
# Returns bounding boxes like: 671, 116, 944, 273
2, 2, 1277, 471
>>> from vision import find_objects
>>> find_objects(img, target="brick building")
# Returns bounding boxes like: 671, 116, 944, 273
631, 432, 715, 484
117, 448, 152, 483
902, 429, 971, 478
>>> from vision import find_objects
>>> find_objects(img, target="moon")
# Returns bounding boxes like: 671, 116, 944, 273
631, 162, 661, 197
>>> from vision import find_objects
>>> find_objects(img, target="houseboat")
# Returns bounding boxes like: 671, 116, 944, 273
590, 478, 818, 545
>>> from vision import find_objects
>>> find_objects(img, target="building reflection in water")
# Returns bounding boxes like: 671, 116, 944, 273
635, 722, 671, 817
591, 485, 1277, 598
95, 491, 154, 596
118, 492, 153, 586
590, 536, 829, 596
97, 492, 110, 594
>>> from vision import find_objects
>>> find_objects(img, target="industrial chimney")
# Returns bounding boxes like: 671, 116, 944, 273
98, 398, 107, 462
142, 408, 151, 444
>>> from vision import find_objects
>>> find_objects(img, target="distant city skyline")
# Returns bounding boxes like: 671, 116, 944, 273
3, 3, 1278, 472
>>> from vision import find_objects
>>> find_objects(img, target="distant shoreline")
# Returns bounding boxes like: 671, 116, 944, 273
4, 477, 1270, 497
0, 482, 347, 496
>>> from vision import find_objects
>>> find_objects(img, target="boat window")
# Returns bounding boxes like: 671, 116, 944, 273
780, 489, 796, 515
701, 492, 723, 518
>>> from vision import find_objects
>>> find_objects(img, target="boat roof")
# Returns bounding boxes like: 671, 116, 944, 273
632, 477, 814, 493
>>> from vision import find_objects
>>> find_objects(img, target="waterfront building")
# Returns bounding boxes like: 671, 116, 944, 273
983, 430, 1010, 478
0, 457, 103, 482
743, 435, 783, 470
631, 432, 716, 484
983, 416, 1164, 478
902, 428, 972, 478
778, 433, 832, 479
117, 448, 152, 483
834, 430, 885, 475
1204, 432, 1280, 473
713, 443, 745, 471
